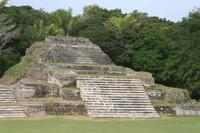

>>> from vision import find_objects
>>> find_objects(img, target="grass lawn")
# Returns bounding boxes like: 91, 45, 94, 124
0, 116, 200, 133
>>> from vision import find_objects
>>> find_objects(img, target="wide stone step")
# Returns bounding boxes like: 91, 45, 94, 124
77, 78, 140, 80
0, 108, 24, 111
89, 113, 159, 118
80, 86, 144, 89
84, 99, 151, 104
78, 82, 142, 85
0, 106, 26, 118
84, 102, 152, 105
0, 96, 15, 98
0, 99, 16, 101
0, 115, 26, 118
0, 90, 13, 93
81, 95, 149, 98
88, 111, 158, 115
86, 107, 155, 110
82, 96, 150, 100
84, 101, 152, 104
75, 57, 94, 64
82, 97, 150, 101
84, 98, 150, 101
81, 89, 144, 92
81, 91, 146, 94
86, 106, 155, 110
0, 86, 12, 89
0, 95, 15, 99
80, 90, 146, 93
81, 91, 147, 94
88, 111, 158, 114
0, 100, 15, 102
82, 97, 149, 100
85, 102, 153, 105
78, 81, 141, 83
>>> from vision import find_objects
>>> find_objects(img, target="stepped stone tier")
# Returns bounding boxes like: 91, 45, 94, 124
77, 77, 159, 118
0, 36, 159, 118
45, 36, 154, 88
0, 85, 26, 118
45, 36, 113, 65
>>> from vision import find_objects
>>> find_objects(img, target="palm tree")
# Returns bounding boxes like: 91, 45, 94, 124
49, 8, 73, 36
0, 6, 20, 54
33, 20, 63, 39
105, 14, 139, 34
0, 0, 8, 9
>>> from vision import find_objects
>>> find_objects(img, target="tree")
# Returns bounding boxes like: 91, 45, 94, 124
105, 15, 137, 33
161, 9, 200, 99
49, 8, 73, 36
0, 0, 8, 9
0, 6, 20, 54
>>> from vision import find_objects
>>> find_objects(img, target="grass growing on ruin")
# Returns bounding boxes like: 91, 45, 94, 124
0, 116, 200, 133
0, 42, 44, 84
148, 84, 182, 92
0, 55, 32, 84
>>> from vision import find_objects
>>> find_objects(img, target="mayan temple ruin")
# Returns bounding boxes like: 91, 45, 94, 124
0, 36, 198, 118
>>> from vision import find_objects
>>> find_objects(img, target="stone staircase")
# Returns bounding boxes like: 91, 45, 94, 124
0, 106, 26, 118
0, 86, 16, 103
0, 85, 26, 118
77, 77, 159, 118
75, 57, 94, 64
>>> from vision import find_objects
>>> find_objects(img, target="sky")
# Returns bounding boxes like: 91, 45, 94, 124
8, 0, 200, 22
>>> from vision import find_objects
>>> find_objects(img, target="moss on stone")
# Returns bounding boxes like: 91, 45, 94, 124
63, 82, 77, 88
0, 55, 32, 84
0, 42, 45, 84
148, 84, 181, 92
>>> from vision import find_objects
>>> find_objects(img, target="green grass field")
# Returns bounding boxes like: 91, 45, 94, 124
0, 116, 200, 133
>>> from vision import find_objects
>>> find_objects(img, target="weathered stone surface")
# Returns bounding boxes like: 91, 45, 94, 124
59, 89, 81, 100
12, 85, 36, 100
0, 85, 26, 118
155, 106, 176, 115
176, 105, 200, 115
25, 105, 46, 116
147, 91, 162, 100
0, 36, 159, 118
77, 76, 159, 118
46, 36, 113, 65
147, 84, 191, 104
45, 103, 86, 115
162, 89, 190, 103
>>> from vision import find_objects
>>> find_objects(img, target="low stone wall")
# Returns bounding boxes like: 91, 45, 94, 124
155, 105, 200, 116
155, 106, 176, 115
59, 89, 81, 100
24, 105, 46, 116
45, 103, 86, 115
22, 103, 86, 116
148, 91, 162, 100
176, 105, 200, 115
163, 90, 190, 103
12, 85, 36, 100
148, 89, 190, 104
46, 36, 113, 65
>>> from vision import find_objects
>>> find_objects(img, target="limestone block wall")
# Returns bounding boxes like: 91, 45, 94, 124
176, 106, 200, 115
24, 105, 46, 116
45, 36, 113, 65
12, 85, 36, 100
45, 103, 86, 115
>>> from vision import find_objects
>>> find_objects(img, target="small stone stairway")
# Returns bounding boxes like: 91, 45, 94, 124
77, 77, 159, 118
0, 85, 26, 118
75, 57, 94, 64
